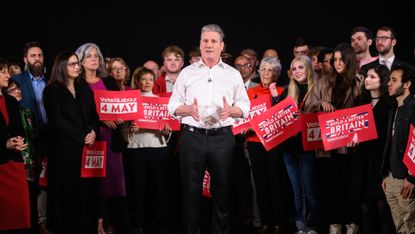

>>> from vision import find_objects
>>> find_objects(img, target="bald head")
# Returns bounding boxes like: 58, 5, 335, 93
263, 49, 279, 59
143, 60, 160, 78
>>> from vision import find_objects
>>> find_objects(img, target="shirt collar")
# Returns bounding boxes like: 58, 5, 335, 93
379, 55, 395, 64
196, 58, 227, 69
29, 72, 45, 81
165, 75, 173, 82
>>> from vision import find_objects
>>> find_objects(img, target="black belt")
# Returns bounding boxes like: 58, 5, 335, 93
183, 124, 232, 136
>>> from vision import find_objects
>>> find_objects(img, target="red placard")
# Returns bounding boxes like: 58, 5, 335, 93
202, 169, 212, 198
81, 141, 107, 178
94, 90, 143, 121
135, 96, 181, 131
158, 92, 172, 97
232, 94, 271, 135
403, 125, 415, 176
250, 96, 302, 151
318, 104, 378, 151
301, 113, 324, 151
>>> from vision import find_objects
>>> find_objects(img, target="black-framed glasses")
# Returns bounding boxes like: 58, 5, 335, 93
235, 63, 252, 69
375, 36, 393, 42
7, 87, 20, 94
67, 61, 81, 68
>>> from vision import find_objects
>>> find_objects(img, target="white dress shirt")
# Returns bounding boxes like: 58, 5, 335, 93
168, 59, 250, 128
379, 55, 395, 70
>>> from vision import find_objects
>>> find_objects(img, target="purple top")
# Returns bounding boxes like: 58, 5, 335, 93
89, 79, 126, 196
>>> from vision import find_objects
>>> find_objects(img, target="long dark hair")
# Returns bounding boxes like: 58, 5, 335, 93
331, 43, 358, 109
49, 51, 79, 87
358, 65, 389, 105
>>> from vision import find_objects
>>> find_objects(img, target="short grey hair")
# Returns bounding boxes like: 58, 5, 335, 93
201, 24, 225, 41
259, 56, 282, 77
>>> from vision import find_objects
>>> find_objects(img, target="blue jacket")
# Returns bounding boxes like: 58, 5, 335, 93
12, 70, 47, 126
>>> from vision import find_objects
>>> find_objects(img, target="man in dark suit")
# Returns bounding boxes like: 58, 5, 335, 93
361, 26, 407, 75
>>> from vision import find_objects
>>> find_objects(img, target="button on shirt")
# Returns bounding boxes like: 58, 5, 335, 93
30, 73, 47, 123
165, 76, 175, 93
168, 60, 250, 129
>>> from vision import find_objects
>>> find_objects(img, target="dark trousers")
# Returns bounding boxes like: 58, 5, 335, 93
180, 128, 235, 234
231, 135, 253, 228
97, 195, 132, 233
327, 153, 350, 224
124, 147, 169, 232
247, 142, 285, 226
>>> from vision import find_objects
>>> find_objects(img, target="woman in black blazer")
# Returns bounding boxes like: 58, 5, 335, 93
43, 51, 100, 234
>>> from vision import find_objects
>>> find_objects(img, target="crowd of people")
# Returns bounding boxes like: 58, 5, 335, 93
1, 24, 415, 234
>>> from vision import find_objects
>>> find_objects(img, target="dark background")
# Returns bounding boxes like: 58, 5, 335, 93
3, 2, 414, 72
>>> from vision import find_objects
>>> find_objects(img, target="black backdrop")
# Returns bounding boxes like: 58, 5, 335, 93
3, 1, 414, 72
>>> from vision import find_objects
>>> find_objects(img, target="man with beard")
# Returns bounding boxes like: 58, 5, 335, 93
381, 64, 415, 234
12, 41, 49, 234
350, 26, 378, 68
361, 26, 407, 75
13, 41, 47, 127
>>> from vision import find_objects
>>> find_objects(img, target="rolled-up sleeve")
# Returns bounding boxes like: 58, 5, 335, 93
168, 74, 185, 119
233, 80, 250, 118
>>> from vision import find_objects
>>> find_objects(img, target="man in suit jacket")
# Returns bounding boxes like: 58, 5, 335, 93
234, 55, 259, 89
361, 26, 407, 75
12, 41, 48, 128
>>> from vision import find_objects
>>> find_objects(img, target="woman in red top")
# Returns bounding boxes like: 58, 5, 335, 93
0, 58, 30, 232
246, 56, 287, 233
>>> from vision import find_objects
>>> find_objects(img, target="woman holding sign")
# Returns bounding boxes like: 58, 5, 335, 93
283, 55, 319, 233
348, 65, 394, 233
323, 43, 363, 234
245, 56, 288, 233
122, 67, 171, 234
75, 43, 131, 234
43, 51, 100, 233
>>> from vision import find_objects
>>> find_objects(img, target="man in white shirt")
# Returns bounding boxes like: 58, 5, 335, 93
168, 24, 250, 234
361, 26, 407, 75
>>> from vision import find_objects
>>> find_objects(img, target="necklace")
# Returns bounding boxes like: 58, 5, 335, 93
371, 96, 380, 99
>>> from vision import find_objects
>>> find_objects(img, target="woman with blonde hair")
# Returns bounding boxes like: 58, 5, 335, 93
283, 55, 319, 234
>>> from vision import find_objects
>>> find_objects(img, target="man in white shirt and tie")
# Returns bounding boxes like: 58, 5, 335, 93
168, 24, 250, 234
361, 26, 407, 75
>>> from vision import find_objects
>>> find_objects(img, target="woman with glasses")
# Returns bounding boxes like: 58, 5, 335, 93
43, 51, 100, 233
5, 80, 36, 183
0, 58, 30, 233
245, 56, 288, 234
108, 57, 131, 91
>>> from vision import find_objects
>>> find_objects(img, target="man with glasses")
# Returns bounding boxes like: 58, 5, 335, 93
240, 48, 260, 83
234, 55, 258, 89
361, 26, 407, 74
